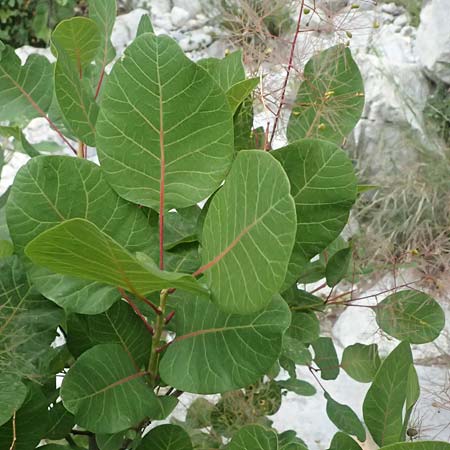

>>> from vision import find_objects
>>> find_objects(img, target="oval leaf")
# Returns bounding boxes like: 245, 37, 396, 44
137, 424, 193, 450
227, 425, 278, 450
160, 294, 291, 394
376, 290, 445, 344
312, 337, 339, 380
25, 218, 207, 297
341, 343, 381, 383
96, 33, 234, 210
326, 246, 352, 287
363, 342, 413, 447
272, 139, 357, 287
61, 343, 160, 433
200, 150, 296, 314
328, 432, 363, 450
0, 375, 28, 427
278, 379, 316, 396
287, 45, 364, 144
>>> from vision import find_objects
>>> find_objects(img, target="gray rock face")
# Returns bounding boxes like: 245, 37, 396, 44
417, 0, 450, 84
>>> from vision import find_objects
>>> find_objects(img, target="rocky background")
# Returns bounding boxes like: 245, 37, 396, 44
1, 1, 450, 449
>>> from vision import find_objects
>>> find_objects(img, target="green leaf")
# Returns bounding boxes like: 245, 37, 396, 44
282, 286, 325, 312
287, 45, 364, 145
379, 443, 450, 450
160, 294, 291, 394
52, 18, 100, 145
66, 300, 152, 367
96, 33, 234, 210
45, 401, 75, 440
96, 432, 124, 450
51, 17, 100, 70
0, 384, 49, 450
165, 243, 200, 274
227, 77, 259, 114
363, 342, 413, 446
325, 393, 366, 442
0, 239, 13, 258
186, 398, 215, 429
278, 378, 316, 396
328, 432, 362, 450
341, 343, 381, 383
198, 50, 246, 91
165, 205, 201, 250
0, 125, 40, 156
357, 184, 378, 194
376, 290, 445, 344
227, 425, 278, 450
278, 430, 308, 450
137, 424, 193, 450
0, 375, 28, 427
201, 150, 296, 314
282, 335, 312, 365
0, 256, 63, 378
312, 337, 339, 380
326, 246, 352, 287
233, 96, 256, 151
0, 46, 53, 125
272, 139, 357, 287
89, 0, 117, 85
402, 365, 420, 440
25, 218, 208, 296
137, 14, 154, 36
287, 311, 320, 343
7, 156, 154, 314
61, 343, 160, 434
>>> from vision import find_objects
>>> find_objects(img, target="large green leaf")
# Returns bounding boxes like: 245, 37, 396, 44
0, 375, 28, 427
282, 335, 312, 365
201, 150, 296, 314
363, 342, 413, 447
376, 290, 445, 344
227, 77, 259, 114
341, 343, 381, 383
227, 425, 278, 450
137, 424, 193, 450
287, 45, 364, 145
0, 384, 49, 450
312, 337, 339, 380
328, 432, 362, 450
325, 393, 365, 442
0, 256, 63, 378
0, 45, 53, 125
379, 443, 450, 450
61, 343, 160, 433
96, 33, 234, 210
272, 139, 357, 286
52, 18, 100, 145
66, 300, 152, 368
7, 155, 154, 314
25, 218, 207, 296
160, 294, 291, 394
287, 311, 319, 343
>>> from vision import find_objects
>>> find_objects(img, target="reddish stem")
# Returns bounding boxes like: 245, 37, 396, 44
118, 288, 155, 334
269, 0, 306, 147
164, 310, 175, 324
94, 68, 105, 100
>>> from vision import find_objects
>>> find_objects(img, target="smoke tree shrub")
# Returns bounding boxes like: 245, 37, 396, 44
0, 2, 447, 449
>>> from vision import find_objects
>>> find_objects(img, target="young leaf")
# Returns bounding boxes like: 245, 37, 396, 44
159, 294, 291, 394
227, 425, 278, 450
376, 290, 445, 344
198, 50, 246, 91
326, 246, 352, 287
200, 150, 296, 314
61, 343, 160, 434
66, 301, 152, 368
341, 343, 381, 383
325, 393, 366, 442
25, 218, 208, 296
282, 335, 312, 365
0, 46, 53, 125
7, 156, 154, 314
278, 379, 316, 396
287, 311, 320, 343
137, 14, 155, 36
0, 375, 28, 427
402, 365, 420, 440
272, 139, 357, 287
312, 337, 340, 380
282, 286, 325, 312
378, 443, 450, 450
287, 45, 364, 145
0, 125, 40, 157
363, 342, 413, 446
328, 432, 363, 450
96, 33, 234, 210
0, 384, 49, 450
137, 424, 193, 450
227, 77, 259, 114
